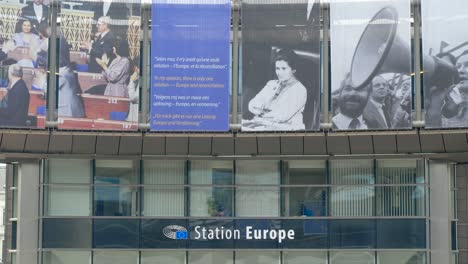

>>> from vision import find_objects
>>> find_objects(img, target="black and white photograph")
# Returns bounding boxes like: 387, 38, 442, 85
241, 0, 321, 131
422, 0, 468, 128
330, 0, 412, 130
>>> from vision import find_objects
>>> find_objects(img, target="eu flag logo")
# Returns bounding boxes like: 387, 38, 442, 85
176, 231, 188, 239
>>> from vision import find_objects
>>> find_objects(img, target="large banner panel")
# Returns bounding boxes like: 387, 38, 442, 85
422, 0, 468, 128
58, 0, 141, 130
330, 0, 412, 130
0, 0, 50, 128
150, 0, 231, 131
241, 0, 321, 131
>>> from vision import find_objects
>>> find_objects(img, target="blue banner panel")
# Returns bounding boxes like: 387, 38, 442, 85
151, 0, 231, 131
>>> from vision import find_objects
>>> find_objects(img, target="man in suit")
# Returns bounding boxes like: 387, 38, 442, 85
81, 16, 115, 73
441, 53, 468, 127
0, 64, 30, 127
332, 75, 378, 130
93, 0, 129, 37
363, 75, 392, 129
17, 0, 49, 35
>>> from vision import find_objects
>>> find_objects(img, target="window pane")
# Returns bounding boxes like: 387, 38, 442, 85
48, 159, 91, 184
42, 251, 91, 264
45, 186, 90, 216
93, 219, 139, 248
282, 219, 327, 249
378, 251, 426, 264
95, 160, 137, 185
143, 186, 185, 216
235, 251, 280, 264
330, 251, 375, 264
283, 251, 327, 264
143, 160, 185, 184
93, 251, 138, 264
236, 158, 280, 217
377, 219, 426, 249
329, 220, 376, 249
282, 187, 327, 217
285, 161, 327, 184
94, 186, 138, 216
377, 159, 425, 184
330, 160, 374, 216
376, 186, 425, 216
42, 219, 92, 248
141, 251, 185, 264
189, 160, 233, 217
190, 187, 233, 217
236, 187, 280, 217
189, 251, 233, 264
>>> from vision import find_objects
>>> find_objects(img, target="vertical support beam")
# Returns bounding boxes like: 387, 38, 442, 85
412, 0, 424, 127
320, 1, 331, 129
46, 0, 59, 127
16, 161, 40, 264
140, 0, 151, 130
430, 161, 453, 264
4, 165, 14, 264
230, 0, 241, 129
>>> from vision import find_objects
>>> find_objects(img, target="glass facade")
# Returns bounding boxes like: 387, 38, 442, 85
41, 158, 429, 263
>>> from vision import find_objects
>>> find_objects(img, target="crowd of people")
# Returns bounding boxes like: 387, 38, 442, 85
332, 74, 412, 130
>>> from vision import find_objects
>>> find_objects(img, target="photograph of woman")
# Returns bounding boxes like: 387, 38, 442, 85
242, 49, 307, 131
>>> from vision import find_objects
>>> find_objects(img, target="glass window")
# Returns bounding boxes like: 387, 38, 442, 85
330, 160, 374, 216
189, 251, 233, 264
377, 159, 425, 184
190, 161, 233, 217
281, 219, 327, 249
93, 251, 138, 264
376, 186, 425, 216
95, 160, 138, 185
42, 219, 92, 248
377, 219, 426, 249
283, 161, 327, 217
235, 251, 280, 264
141, 251, 185, 264
94, 185, 138, 216
282, 251, 327, 264
378, 251, 426, 264
47, 159, 91, 184
143, 160, 185, 216
93, 219, 139, 248
42, 251, 91, 264
329, 220, 376, 249
330, 251, 375, 264
45, 185, 90, 216
236, 161, 280, 217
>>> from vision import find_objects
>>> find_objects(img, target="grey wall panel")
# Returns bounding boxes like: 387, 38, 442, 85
24, 133, 49, 153
71, 134, 97, 154
304, 134, 327, 155
396, 133, 421, 153
166, 136, 188, 155
189, 136, 212, 155
281, 136, 304, 155
212, 136, 235, 156
142, 135, 165, 155
373, 135, 397, 154
1, 132, 25, 152
96, 135, 120, 155
257, 136, 280, 155
420, 133, 445, 153
235, 136, 257, 155
326, 134, 350, 155
48, 133, 72, 154
349, 135, 373, 154
443, 133, 468, 152
119, 135, 143, 155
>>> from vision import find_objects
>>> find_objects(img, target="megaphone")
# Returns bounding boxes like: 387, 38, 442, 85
350, 6, 458, 89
